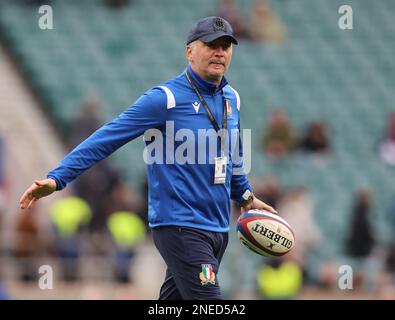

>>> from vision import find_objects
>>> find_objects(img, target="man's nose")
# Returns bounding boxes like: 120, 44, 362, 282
213, 47, 225, 56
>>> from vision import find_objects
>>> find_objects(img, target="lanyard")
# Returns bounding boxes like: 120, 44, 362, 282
185, 70, 227, 133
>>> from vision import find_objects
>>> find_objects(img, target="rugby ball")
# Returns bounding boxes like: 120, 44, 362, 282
237, 209, 295, 257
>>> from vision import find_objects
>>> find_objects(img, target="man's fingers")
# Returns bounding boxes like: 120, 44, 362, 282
261, 202, 277, 214
20, 182, 42, 209
20, 187, 34, 209
20, 179, 56, 209
266, 205, 278, 214
27, 197, 38, 209
20, 194, 34, 209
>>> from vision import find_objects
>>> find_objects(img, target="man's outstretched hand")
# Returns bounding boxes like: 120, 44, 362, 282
19, 178, 57, 209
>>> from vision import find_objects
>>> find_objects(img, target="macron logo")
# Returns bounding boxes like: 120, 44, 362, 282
192, 101, 200, 113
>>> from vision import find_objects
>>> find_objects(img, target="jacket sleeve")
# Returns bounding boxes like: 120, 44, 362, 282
230, 121, 253, 204
48, 87, 167, 190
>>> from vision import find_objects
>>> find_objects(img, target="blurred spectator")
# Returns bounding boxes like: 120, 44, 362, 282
300, 121, 331, 156
345, 188, 376, 258
218, 0, 250, 39
14, 206, 42, 282
390, 196, 395, 233
345, 188, 376, 289
0, 134, 4, 187
317, 260, 340, 290
385, 240, 395, 279
107, 211, 146, 283
233, 174, 280, 224
378, 111, 395, 166
105, 0, 131, 9
74, 161, 121, 233
67, 98, 103, 149
249, 0, 287, 44
277, 187, 321, 283
22, 0, 52, 5
0, 281, 9, 300
256, 257, 303, 299
384, 197, 395, 282
138, 176, 149, 227
50, 196, 92, 282
263, 109, 298, 159
67, 99, 122, 233
106, 181, 147, 283
0, 134, 6, 299
0, 134, 6, 224
105, 180, 143, 223
251, 175, 282, 209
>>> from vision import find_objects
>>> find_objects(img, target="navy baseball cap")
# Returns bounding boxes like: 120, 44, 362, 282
187, 16, 238, 45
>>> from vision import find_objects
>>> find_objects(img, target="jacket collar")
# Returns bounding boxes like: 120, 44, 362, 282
186, 64, 228, 95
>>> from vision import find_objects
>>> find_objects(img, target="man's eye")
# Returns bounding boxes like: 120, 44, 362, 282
207, 43, 230, 50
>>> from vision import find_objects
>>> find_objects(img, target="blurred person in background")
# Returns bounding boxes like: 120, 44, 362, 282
0, 134, 8, 299
254, 185, 306, 298
256, 257, 303, 300
67, 98, 103, 149
138, 176, 149, 227
74, 161, 122, 234
104, 179, 145, 283
263, 109, 299, 159
107, 211, 146, 283
345, 188, 377, 290
14, 205, 43, 282
68, 99, 122, 236
379, 196, 395, 298
105, 180, 143, 225
0, 133, 6, 218
300, 121, 331, 157
251, 175, 282, 209
50, 196, 92, 282
378, 111, 395, 166
22, 0, 52, 6
218, 0, 250, 40
105, 0, 131, 10
249, 0, 287, 44
0, 281, 9, 300
277, 187, 321, 284
106, 181, 147, 228
231, 175, 282, 224
19, 16, 276, 300
382, 238, 395, 299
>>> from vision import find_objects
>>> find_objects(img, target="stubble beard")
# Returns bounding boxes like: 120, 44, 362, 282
205, 69, 225, 86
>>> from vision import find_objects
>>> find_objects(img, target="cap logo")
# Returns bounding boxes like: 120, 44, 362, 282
213, 18, 226, 31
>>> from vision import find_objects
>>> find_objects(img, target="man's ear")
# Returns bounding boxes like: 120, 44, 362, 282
185, 45, 192, 62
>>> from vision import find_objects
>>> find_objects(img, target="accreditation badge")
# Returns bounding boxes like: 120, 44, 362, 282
214, 156, 227, 184
225, 99, 232, 116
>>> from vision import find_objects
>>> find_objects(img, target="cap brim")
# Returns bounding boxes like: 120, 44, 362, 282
200, 32, 238, 45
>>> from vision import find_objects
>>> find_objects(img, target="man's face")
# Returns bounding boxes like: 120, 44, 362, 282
186, 37, 233, 85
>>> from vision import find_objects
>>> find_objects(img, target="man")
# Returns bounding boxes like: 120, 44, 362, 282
19, 16, 276, 299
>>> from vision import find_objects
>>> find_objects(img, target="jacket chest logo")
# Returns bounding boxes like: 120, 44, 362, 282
192, 101, 200, 113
